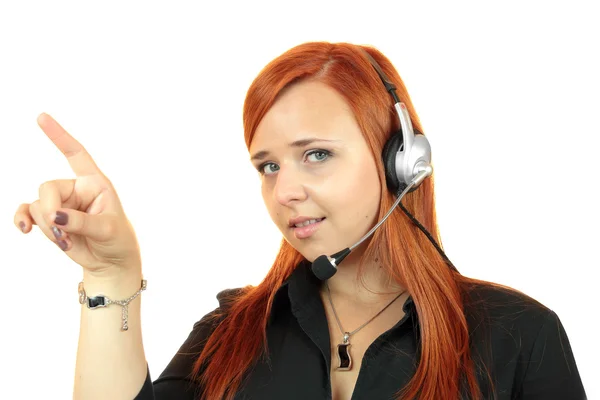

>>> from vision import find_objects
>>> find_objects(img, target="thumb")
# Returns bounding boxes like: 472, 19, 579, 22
52, 208, 119, 242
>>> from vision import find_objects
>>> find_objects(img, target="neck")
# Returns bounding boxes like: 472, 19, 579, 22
317, 246, 406, 306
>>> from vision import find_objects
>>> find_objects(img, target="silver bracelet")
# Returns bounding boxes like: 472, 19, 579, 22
78, 279, 147, 331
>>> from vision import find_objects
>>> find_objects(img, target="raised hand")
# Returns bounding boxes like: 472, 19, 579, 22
14, 113, 141, 278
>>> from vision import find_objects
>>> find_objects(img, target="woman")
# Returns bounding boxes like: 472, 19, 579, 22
15, 42, 586, 399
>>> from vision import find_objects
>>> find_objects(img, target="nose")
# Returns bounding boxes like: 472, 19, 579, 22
273, 165, 308, 206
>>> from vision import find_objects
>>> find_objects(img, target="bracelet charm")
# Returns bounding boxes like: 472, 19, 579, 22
77, 279, 147, 331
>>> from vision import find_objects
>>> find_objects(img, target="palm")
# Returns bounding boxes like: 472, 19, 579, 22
64, 175, 120, 268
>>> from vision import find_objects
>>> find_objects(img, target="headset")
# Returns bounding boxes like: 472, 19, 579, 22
310, 49, 458, 280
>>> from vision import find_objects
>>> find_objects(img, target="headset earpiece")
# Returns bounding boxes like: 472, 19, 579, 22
382, 130, 405, 194
382, 125, 429, 196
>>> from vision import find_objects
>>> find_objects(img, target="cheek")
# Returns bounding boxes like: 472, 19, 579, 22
261, 185, 290, 234
261, 186, 278, 221
331, 159, 381, 221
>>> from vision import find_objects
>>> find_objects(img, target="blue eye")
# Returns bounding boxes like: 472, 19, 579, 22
306, 149, 330, 162
257, 149, 332, 176
261, 163, 280, 175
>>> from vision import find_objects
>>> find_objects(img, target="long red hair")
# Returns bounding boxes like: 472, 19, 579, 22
190, 41, 509, 400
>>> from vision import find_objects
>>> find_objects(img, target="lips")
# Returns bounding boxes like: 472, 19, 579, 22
290, 218, 325, 239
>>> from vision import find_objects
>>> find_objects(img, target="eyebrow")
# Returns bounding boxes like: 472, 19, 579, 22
250, 138, 340, 162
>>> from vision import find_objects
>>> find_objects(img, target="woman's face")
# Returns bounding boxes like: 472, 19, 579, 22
249, 80, 382, 262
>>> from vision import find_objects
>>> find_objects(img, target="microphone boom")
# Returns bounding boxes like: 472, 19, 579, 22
311, 168, 432, 281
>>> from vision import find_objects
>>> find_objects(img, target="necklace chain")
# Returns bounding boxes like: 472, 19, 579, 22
324, 282, 406, 340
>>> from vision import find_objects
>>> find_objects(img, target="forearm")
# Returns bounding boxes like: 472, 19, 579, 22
73, 267, 148, 400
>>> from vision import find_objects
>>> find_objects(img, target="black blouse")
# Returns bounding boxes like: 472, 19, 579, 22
134, 261, 587, 399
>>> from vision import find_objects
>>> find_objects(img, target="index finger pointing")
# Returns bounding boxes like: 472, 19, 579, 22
37, 113, 103, 177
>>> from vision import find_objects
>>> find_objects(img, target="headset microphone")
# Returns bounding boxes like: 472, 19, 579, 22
311, 50, 436, 281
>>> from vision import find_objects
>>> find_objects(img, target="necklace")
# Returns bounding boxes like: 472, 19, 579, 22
324, 282, 406, 371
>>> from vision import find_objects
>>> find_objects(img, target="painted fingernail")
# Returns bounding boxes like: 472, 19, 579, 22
57, 240, 68, 251
54, 211, 68, 226
51, 225, 62, 240
19, 221, 26, 232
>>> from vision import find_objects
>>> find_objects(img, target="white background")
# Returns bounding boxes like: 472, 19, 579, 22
1, 1, 597, 398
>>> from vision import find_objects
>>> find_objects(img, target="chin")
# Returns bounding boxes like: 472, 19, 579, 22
292, 241, 335, 264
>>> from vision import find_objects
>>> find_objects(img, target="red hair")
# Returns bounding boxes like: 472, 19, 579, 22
190, 41, 512, 400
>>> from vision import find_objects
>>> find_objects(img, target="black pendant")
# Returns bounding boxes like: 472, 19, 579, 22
336, 343, 352, 371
